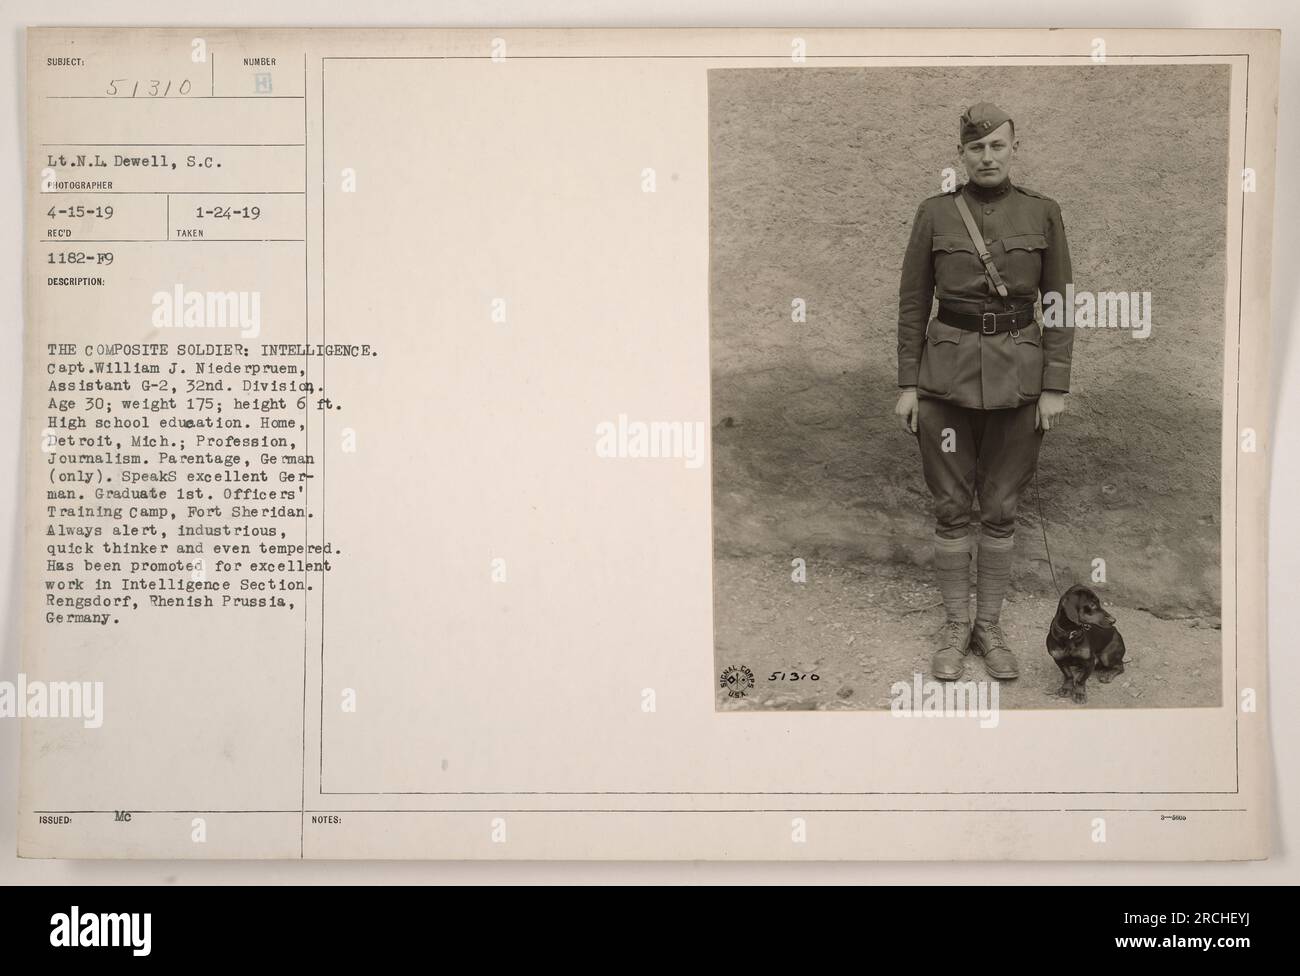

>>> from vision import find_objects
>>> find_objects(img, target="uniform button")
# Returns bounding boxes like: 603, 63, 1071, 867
985, 237, 993, 244
984, 207, 994, 214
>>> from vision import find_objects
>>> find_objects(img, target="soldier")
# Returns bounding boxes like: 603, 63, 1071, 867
894, 101, 1074, 682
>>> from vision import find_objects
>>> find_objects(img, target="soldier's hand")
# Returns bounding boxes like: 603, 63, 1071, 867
1036, 391, 1067, 431
895, 388, 919, 434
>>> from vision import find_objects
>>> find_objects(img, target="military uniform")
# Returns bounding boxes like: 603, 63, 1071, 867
898, 179, 1073, 410
897, 102, 1074, 680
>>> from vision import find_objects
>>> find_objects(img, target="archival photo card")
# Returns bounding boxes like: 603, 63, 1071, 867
18, 27, 1276, 861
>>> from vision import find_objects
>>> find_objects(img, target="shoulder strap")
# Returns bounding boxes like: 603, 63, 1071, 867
953, 193, 1009, 299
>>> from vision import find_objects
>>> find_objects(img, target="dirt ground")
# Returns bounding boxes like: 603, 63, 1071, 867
713, 553, 1222, 711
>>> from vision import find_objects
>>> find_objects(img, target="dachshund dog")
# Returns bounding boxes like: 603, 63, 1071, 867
1046, 584, 1127, 704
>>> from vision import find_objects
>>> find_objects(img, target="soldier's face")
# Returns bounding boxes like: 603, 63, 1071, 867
960, 121, 1017, 187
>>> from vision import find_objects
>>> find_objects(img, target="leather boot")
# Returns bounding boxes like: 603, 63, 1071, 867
931, 619, 970, 681
970, 620, 1020, 680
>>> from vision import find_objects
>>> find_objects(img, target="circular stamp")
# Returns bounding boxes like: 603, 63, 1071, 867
719, 664, 755, 699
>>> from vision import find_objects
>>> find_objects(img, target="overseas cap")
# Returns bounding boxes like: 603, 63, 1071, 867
960, 102, 1013, 144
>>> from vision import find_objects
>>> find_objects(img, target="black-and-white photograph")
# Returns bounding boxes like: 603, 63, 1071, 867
710, 65, 1230, 710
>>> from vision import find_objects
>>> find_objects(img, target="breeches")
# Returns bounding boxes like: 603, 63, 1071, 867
915, 398, 1044, 541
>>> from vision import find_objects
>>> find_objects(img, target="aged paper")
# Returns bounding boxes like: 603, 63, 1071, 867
19, 27, 1276, 859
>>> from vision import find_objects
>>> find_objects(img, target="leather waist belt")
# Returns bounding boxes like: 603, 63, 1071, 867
937, 304, 1035, 335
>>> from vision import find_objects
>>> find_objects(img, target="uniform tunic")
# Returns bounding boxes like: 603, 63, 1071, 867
897, 178, 1074, 409
897, 177, 1075, 540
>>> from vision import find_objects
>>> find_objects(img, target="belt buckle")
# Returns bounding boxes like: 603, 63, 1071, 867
981, 312, 998, 335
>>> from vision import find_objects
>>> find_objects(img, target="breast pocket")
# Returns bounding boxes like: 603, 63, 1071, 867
931, 234, 984, 297
1000, 233, 1047, 295
932, 234, 977, 255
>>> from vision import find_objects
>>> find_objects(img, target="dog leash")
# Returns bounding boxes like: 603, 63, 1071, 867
1033, 466, 1061, 597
